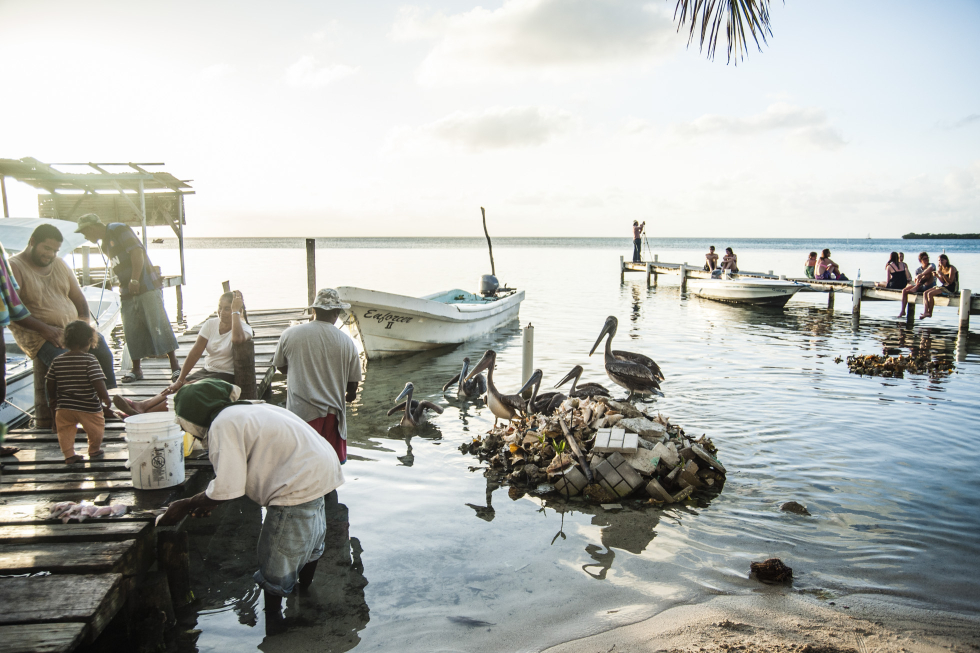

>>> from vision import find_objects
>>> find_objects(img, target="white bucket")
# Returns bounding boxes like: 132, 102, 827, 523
124, 413, 185, 490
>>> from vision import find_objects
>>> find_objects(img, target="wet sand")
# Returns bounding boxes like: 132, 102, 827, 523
546, 592, 980, 653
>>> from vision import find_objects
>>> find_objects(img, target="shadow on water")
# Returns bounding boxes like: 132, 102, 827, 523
176, 493, 369, 652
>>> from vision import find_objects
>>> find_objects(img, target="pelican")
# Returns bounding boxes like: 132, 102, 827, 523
465, 349, 534, 426
589, 316, 664, 401
387, 382, 444, 427
441, 357, 487, 399
522, 369, 566, 416
554, 365, 611, 399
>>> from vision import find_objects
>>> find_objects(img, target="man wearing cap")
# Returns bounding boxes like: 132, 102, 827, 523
272, 288, 361, 463
156, 379, 344, 631
74, 214, 180, 383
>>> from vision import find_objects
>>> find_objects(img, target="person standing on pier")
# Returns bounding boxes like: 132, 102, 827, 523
74, 214, 180, 383
273, 288, 361, 464
8, 224, 116, 389
631, 221, 646, 263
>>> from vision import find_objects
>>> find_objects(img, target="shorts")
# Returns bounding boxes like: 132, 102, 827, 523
185, 368, 235, 384
253, 496, 326, 597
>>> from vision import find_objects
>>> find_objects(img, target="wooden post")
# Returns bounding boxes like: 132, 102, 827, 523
645, 262, 652, 287
81, 246, 91, 285
768, 270, 773, 277
138, 179, 147, 250
654, 255, 658, 263
521, 324, 534, 399
959, 289, 971, 333
233, 340, 257, 400
906, 295, 915, 327
157, 531, 194, 609
306, 238, 316, 306
680, 263, 688, 292
827, 287, 835, 309
33, 358, 52, 429
0, 175, 8, 217
176, 192, 186, 285
779, 274, 786, 280
175, 284, 184, 323
619, 256, 624, 284
852, 280, 862, 317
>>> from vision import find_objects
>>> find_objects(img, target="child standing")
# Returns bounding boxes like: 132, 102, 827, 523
45, 321, 114, 464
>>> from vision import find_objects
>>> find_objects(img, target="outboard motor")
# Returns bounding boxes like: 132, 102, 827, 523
480, 274, 499, 297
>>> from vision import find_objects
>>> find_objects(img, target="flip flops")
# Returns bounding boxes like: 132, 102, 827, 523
89, 450, 105, 460
64, 455, 84, 465
121, 371, 144, 384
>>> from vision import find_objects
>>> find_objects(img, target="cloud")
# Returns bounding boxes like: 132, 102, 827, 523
200, 63, 234, 80
391, 106, 578, 153
938, 113, 980, 130
284, 55, 357, 88
674, 103, 846, 150
391, 0, 678, 85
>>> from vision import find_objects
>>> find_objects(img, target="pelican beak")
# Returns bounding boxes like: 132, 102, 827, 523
460, 358, 470, 379
554, 365, 581, 389
465, 350, 493, 380
395, 382, 413, 404
517, 369, 542, 395
589, 319, 613, 356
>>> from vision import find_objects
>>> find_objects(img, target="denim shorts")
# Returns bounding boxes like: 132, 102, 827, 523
253, 496, 326, 596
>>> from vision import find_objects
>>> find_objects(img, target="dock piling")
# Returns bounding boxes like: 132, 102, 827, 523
827, 287, 835, 309
645, 262, 652, 287
522, 323, 534, 399
221, 280, 230, 293
32, 358, 51, 429
852, 280, 862, 317
680, 263, 688, 292
81, 247, 91, 285
906, 296, 915, 327
619, 256, 624, 284
306, 238, 316, 306
959, 289, 972, 332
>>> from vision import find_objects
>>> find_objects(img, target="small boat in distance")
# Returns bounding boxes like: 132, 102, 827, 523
338, 284, 524, 359
687, 274, 807, 308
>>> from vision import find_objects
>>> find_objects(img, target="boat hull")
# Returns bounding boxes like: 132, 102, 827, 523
337, 287, 524, 360
687, 278, 806, 307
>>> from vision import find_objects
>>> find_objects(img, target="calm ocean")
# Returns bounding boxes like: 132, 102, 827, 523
136, 237, 979, 652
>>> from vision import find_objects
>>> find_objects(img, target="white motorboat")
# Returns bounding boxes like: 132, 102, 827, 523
687, 274, 808, 307
337, 285, 525, 359
1, 217, 122, 426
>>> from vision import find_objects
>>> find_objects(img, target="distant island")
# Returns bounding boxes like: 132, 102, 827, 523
902, 232, 980, 240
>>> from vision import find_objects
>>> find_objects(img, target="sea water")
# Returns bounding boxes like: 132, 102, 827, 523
138, 238, 979, 652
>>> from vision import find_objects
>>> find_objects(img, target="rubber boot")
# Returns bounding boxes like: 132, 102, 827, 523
264, 590, 285, 635
298, 560, 318, 588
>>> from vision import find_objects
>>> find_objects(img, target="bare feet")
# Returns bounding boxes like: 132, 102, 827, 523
112, 395, 141, 416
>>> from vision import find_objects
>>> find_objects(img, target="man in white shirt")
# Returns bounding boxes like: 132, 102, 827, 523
157, 379, 343, 632
272, 288, 361, 464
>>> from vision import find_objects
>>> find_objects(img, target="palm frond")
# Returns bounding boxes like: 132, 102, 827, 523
673, 0, 775, 64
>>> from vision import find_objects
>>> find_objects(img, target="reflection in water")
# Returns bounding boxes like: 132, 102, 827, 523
178, 493, 369, 652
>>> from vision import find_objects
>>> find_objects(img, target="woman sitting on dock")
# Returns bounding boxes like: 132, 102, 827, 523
920, 254, 959, 319
815, 249, 848, 280
876, 252, 912, 289
113, 291, 252, 415
721, 247, 738, 273
804, 252, 817, 278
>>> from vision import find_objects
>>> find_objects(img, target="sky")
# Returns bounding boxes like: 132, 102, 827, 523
1, 0, 978, 238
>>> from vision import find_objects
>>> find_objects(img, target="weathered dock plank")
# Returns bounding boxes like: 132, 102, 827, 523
0, 574, 125, 641
0, 540, 148, 575
0, 623, 87, 653
0, 522, 149, 545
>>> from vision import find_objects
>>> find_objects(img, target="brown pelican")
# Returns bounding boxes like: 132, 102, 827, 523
465, 349, 534, 426
522, 369, 566, 416
441, 357, 487, 399
589, 316, 664, 400
387, 382, 444, 427
554, 365, 611, 398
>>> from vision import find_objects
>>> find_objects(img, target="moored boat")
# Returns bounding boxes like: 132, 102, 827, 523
337, 285, 524, 359
687, 275, 807, 307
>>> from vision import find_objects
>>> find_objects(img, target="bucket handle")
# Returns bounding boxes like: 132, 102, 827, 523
125, 442, 158, 470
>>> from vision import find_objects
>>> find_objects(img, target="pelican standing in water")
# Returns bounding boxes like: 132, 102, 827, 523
441, 357, 487, 399
522, 369, 566, 416
387, 382, 444, 427
466, 349, 534, 426
589, 316, 664, 401
554, 365, 611, 399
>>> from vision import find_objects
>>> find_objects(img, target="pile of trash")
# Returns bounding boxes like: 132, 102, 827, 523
843, 353, 954, 378
49, 501, 128, 523
459, 396, 726, 505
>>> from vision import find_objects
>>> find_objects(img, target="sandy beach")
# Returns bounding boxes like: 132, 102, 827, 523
547, 592, 980, 653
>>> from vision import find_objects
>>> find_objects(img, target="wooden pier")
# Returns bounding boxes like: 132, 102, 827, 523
0, 307, 306, 653
621, 256, 977, 332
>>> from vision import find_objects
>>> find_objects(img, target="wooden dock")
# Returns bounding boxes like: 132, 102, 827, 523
0, 307, 306, 653
621, 256, 977, 332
